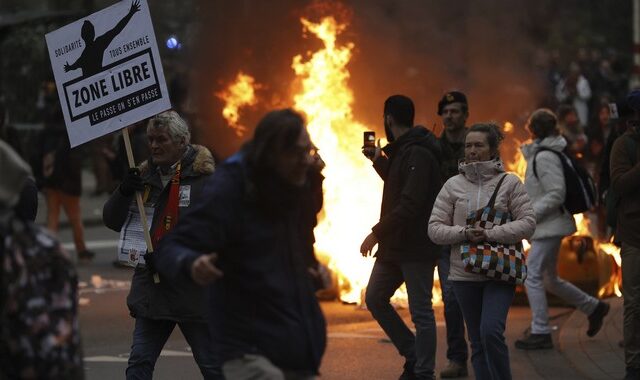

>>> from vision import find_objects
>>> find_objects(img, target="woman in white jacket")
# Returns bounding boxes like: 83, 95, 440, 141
514, 109, 609, 351
429, 123, 535, 380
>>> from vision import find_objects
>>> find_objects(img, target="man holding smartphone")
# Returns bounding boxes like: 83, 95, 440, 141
435, 91, 471, 378
361, 95, 442, 380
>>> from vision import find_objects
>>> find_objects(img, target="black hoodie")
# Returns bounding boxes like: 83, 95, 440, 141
371, 127, 442, 261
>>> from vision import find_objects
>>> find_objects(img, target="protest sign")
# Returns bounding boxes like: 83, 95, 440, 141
45, 0, 170, 147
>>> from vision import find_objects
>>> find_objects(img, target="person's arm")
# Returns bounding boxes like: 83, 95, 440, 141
151, 167, 238, 282
371, 147, 433, 239
97, 0, 140, 47
102, 168, 144, 231
530, 151, 566, 221
102, 189, 134, 232
428, 180, 468, 245
372, 155, 389, 180
484, 175, 536, 243
611, 136, 640, 197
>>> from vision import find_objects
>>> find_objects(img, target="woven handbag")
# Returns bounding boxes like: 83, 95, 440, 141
460, 174, 527, 285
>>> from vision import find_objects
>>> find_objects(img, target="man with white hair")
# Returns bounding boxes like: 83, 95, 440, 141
102, 110, 222, 379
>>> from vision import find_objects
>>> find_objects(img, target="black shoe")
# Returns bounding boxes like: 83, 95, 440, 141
78, 250, 95, 261
587, 301, 610, 337
399, 361, 417, 380
514, 333, 553, 350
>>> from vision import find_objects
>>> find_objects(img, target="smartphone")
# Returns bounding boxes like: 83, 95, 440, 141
364, 131, 375, 148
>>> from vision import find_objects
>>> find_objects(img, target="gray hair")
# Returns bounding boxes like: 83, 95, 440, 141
147, 110, 191, 144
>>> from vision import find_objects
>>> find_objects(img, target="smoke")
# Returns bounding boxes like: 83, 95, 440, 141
194, 0, 545, 158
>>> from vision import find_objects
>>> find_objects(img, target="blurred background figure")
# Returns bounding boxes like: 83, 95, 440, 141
0, 139, 84, 380
556, 61, 592, 128
33, 81, 94, 261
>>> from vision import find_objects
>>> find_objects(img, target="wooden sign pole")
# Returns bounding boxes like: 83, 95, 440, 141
122, 127, 159, 283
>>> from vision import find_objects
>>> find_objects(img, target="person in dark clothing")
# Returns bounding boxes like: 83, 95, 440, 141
435, 91, 470, 378
611, 91, 640, 380
150, 109, 327, 380
37, 85, 94, 260
360, 95, 442, 380
102, 111, 221, 379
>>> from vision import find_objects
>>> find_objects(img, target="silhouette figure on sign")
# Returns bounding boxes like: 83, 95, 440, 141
64, 0, 141, 78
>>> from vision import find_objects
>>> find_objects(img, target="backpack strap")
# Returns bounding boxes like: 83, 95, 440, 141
533, 146, 561, 179
486, 174, 509, 209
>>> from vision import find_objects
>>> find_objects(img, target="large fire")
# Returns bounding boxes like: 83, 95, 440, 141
216, 16, 442, 306
216, 72, 260, 137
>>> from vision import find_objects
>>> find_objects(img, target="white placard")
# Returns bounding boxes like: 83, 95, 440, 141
45, 0, 171, 147
118, 206, 154, 267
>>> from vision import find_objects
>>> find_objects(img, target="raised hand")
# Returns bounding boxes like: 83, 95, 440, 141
64, 62, 71, 72
130, 0, 141, 14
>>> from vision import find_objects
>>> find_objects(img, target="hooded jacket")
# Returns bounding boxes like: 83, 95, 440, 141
371, 127, 442, 261
521, 135, 577, 240
428, 159, 536, 281
102, 144, 215, 322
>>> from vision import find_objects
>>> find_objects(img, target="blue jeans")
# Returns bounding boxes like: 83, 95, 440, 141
437, 246, 469, 364
452, 281, 515, 380
365, 259, 437, 380
126, 317, 223, 380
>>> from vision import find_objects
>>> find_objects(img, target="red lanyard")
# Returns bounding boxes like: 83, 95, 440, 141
152, 162, 181, 247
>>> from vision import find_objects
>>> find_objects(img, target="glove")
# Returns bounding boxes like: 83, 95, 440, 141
119, 168, 144, 197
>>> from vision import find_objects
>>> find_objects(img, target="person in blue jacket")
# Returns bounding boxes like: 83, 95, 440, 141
151, 108, 327, 380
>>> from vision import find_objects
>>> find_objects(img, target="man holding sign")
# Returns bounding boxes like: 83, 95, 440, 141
103, 111, 221, 379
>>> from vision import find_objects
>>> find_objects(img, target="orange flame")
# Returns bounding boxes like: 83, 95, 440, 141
216, 72, 260, 137
291, 16, 441, 305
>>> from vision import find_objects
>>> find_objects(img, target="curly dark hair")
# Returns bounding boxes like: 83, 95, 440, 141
466, 122, 504, 156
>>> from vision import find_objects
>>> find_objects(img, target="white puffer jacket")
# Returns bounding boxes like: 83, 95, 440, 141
428, 159, 536, 281
521, 135, 577, 240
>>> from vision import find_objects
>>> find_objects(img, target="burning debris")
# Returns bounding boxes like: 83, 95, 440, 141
216, 72, 261, 137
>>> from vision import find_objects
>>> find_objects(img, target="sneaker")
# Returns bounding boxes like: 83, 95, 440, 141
514, 333, 553, 350
77, 250, 95, 261
440, 361, 468, 378
587, 301, 610, 337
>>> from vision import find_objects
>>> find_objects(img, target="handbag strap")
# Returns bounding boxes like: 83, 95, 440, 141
486, 174, 509, 209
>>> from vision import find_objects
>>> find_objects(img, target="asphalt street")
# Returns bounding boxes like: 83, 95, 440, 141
40, 185, 623, 380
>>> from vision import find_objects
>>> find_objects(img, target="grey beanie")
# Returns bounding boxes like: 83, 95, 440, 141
0, 139, 31, 210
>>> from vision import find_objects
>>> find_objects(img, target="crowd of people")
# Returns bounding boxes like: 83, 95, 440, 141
1, 83, 639, 380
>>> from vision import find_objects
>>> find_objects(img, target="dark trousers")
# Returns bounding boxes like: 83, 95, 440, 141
437, 246, 469, 364
622, 243, 640, 373
126, 317, 223, 380
453, 281, 515, 380
365, 259, 437, 380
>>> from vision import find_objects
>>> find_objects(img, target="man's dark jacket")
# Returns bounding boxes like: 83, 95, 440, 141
371, 127, 442, 261
150, 151, 327, 373
102, 144, 214, 322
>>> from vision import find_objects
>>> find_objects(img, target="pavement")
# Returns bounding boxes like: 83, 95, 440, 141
41, 170, 627, 379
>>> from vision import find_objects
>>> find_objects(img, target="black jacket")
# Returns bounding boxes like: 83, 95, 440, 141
150, 151, 327, 373
102, 145, 215, 322
371, 127, 442, 262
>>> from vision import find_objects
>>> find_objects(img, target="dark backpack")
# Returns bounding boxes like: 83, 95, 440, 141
605, 136, 638, 229
0, 215, 84, 380
533, 147, 597, 214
